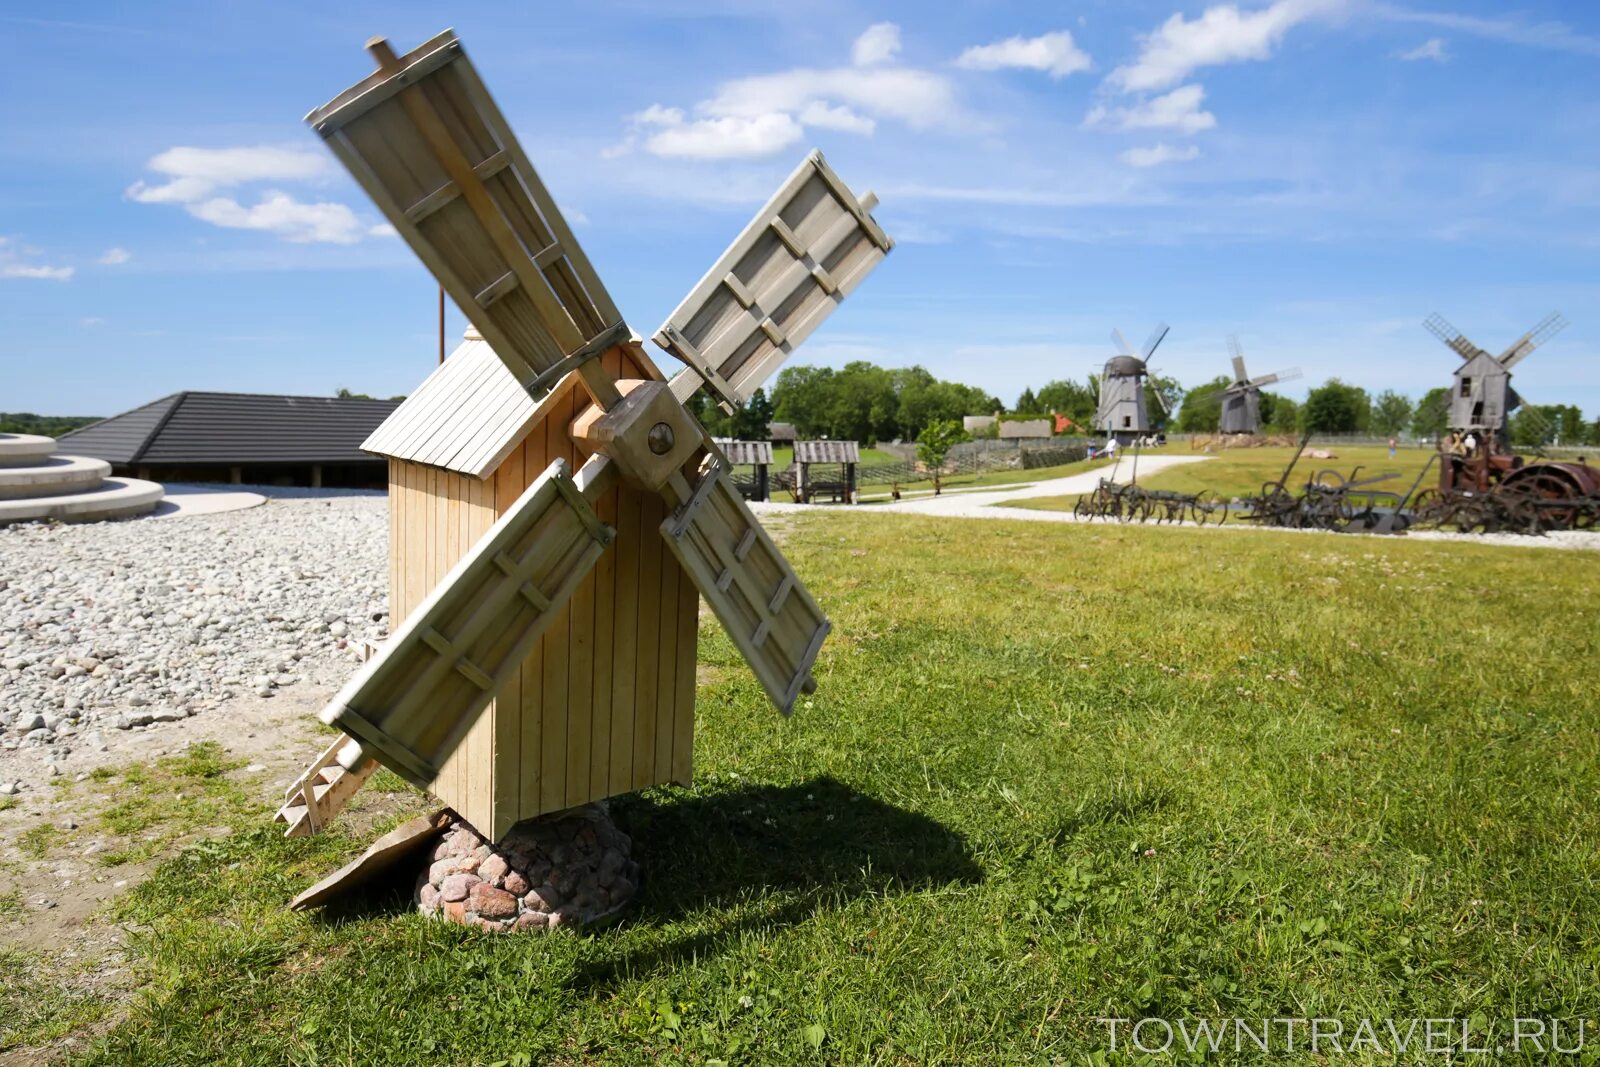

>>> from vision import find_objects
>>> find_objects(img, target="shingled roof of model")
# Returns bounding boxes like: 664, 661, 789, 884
60, 391, 401, 466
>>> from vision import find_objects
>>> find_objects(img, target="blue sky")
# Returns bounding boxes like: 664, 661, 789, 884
2, 0, 1596, 419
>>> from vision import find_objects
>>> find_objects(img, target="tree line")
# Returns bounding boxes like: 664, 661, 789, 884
681, 360, 1600, 449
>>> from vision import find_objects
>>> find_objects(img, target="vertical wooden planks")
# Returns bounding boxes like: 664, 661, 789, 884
653, 522, 680, 784
585, 348, 622, 803
518, 426, 547, 821
631, 492, 664, 790
672, 559, 698, 786
608, 483, 641, 797
537, 385, 572, 816
491, 445, 524, 834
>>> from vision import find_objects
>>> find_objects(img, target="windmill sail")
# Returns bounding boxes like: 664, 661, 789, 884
656, 151, 892, 410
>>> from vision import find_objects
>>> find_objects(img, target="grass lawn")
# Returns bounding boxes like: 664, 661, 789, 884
769, 445, 901, 471
854, 455, 1121, 501
30, 515, 1600, 1064
1006, 445, 1440, 513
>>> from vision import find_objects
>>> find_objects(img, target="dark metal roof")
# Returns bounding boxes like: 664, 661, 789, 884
60, 392, 401, 466
1104, 355, 1146, 377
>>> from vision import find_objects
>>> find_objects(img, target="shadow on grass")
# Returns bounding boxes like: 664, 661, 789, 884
574, 775, 980, 987
304, 776, 979, 985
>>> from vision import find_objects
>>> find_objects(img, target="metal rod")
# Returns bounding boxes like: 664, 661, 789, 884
438, 284, 446, 365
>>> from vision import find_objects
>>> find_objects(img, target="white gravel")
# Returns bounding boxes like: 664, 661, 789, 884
0, 493, 389, 774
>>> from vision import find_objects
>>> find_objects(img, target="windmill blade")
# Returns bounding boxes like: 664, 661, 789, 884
1252, 366, 1303, 388
660, 458, 829, 714
1498, 311, 1567, 369
312, 458, 615, 789
306, 32, 627, 410
1111, 327, 1134, 356
1422, 312, 1483, 362
1226, 335, 1246, 382
657, 153, 893, 410
1141, 322, 1170, 361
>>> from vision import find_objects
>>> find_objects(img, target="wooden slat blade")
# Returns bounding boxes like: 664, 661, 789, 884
306, 31, 622, 395
317, 458, 615, 788
652, 150, 893, 410
658, 461, 829, 715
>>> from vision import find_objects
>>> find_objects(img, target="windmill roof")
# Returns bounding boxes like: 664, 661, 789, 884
1104, 355, 1146, 377
60, 391, 399, 466
794, 440, 860, 464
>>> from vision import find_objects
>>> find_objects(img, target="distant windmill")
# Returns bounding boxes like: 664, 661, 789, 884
1097, 323, 1170, 438
1216, 336, 1301, 434
1422, 311, 1567, 445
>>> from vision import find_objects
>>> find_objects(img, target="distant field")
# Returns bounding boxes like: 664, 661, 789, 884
1005, 445, 1440, 512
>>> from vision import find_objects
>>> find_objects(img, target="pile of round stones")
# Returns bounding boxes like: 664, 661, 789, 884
416, 807, 639, 932
0, 497, 387, 765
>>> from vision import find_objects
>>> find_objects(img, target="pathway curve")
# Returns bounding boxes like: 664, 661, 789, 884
872, 455, 1211, 517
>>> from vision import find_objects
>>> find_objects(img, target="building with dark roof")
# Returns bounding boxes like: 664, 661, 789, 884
60, 391, 401, 487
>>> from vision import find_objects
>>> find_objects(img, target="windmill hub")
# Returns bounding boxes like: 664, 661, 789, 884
647, 422, 676, 456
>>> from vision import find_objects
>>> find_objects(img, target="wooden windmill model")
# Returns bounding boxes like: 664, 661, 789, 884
1423, 311, 1567, 446
1096, 324, 1169, 438
274, 31, 893, 842
1216, 336, 1300, 434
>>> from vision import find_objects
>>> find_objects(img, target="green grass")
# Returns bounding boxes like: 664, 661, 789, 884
0, 949, 110, 1051
1007, 445, 1439, 512
769, 445, 901, 471
48, 516, 1600, 1064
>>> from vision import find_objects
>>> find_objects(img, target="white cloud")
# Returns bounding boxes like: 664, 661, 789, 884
1121, 143, 1202, 167
126, 145, 331, 204
1109, 0, 1346, 92
609, 22, 962, 160
98, 246, 131, 265
852, 22, 901, 67
1, 263, 73, 280
799, 101, 876, 135
637, 110, 805, 161
1394, 37, 1448, 62
702, 65, 958, 130
1086, 84, 1216, 134
0, 237, 72, 280
1371, 4, 1600, 57
955, 31, 1092, 78
127, 144, 388, 245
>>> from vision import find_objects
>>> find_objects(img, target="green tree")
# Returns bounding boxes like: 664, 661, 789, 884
1260, 393, 1298, 433
1176, 376, 1230, 432
770, 365, 836, 438
1144, 374, 1183, 430
1369, 390, 1414, 437
1034, 379, 1098, 427
1014, 387, 1039, 414
1300, 379, 1370, 434
916, 419, 970, 496
1411, 387, 1450, 439
730, 388, 774, 440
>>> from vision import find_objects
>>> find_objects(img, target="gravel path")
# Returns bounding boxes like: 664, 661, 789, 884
0, 492, 389, 795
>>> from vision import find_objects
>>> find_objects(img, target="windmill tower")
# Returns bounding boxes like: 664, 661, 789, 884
1217, 336, 1301, 434
1097, 323, 1169, 439
274, 31, 892, 841
1423, 311, 1567, 448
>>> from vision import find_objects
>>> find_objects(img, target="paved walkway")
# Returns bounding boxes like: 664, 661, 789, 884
872, 455, 1211, 517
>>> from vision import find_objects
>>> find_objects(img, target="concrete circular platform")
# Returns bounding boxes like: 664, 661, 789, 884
0, 433, 57, 468
0, 454, 113, 500
0, 477, 165, 525
146, 484, 268, 519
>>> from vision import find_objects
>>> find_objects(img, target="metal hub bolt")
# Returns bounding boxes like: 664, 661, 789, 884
647, 422, 676, 455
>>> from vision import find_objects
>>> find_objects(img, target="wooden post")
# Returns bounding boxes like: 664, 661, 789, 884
438, 285, 446, 365
847, 462, 857, 504
311, 464, 324, 488
757, 464, 769, 503
229, 466, 242, 485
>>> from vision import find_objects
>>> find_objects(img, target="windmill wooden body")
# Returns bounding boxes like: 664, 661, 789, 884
275, 31, 892, 841
1423, 312, 1566, 444
1216, 336, 1301, 435
1096, 324, 1169, 438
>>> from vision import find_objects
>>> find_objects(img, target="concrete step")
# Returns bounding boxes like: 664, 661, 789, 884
0, 455, 111, 500
0, 477, 164, 526
0, 433, 57, 468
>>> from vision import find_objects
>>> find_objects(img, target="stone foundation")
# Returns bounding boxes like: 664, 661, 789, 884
415, 805, 638, 932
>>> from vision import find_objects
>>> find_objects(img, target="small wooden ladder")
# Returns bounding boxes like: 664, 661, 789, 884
274, 735, 378, 837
